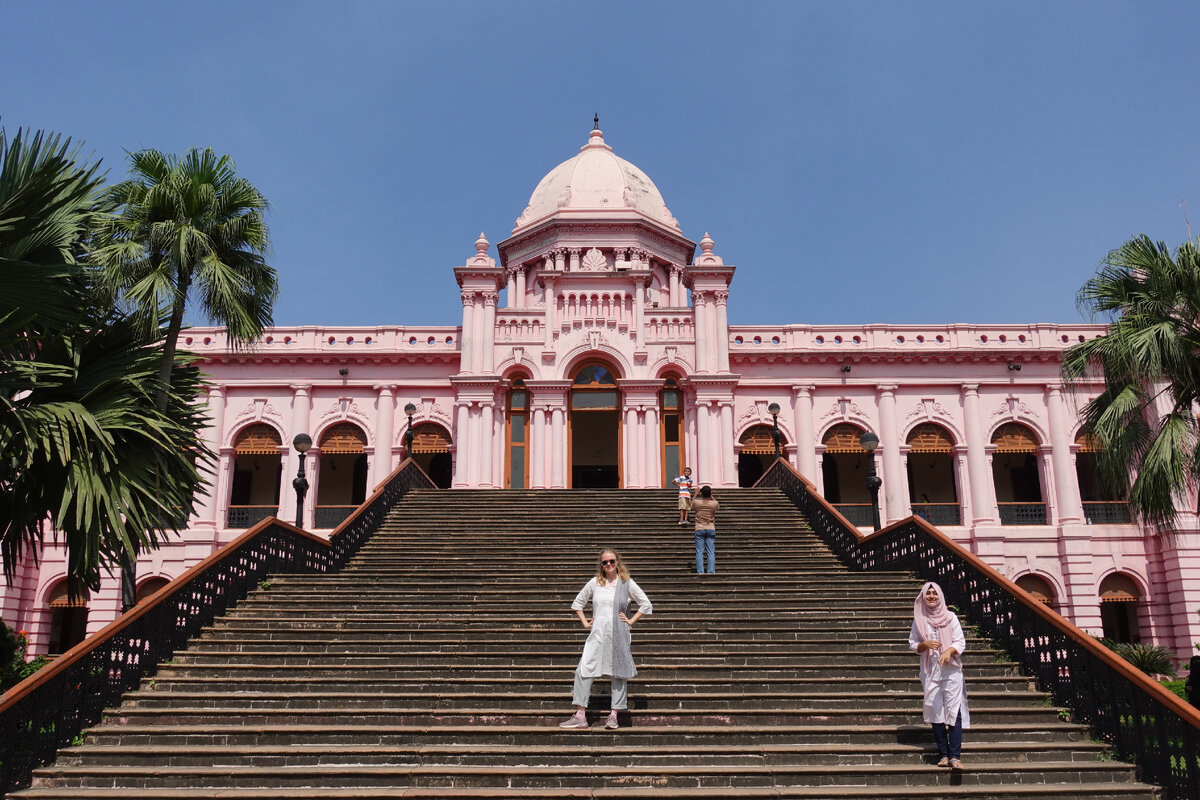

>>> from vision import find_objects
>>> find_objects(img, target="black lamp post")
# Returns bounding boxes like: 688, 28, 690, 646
292, 433, 312, 529
767, 402, 782, 459
404, 403, 417, 454
859, 431, 882, 531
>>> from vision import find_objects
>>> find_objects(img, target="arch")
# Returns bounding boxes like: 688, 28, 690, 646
902, 416, 966, 449
990, 422, 1040, 451
738, 424, 787, 488
988, 418, 1048, 449
44, 577, 89, 655
232, 422, 283, 453
659, 376, 685, 484
318, 422, 367, 453
408, 422, 453, 488
906, 423, 961, 524
313, 406, 375, 450
819, 422, 874, 524
135, 576, 171, 605
315, 422, 369, 528
228, 423, 283, 528
506, 377, 530, 488
906, 422, 956, 451
1074, 430, 1130, 522
568, 358, 622, 488
1015, 573, 1060, 608
559, 345, 630, 382
822, 422, 869, 452
650, 353, 696, 379
990, 421, 1045, 524
495, 354, 541, 379
1098, 570, 1145, 644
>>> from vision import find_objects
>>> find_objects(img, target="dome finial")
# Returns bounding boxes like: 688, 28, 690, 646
593, 113, 600, 131
474, 232, 489, 255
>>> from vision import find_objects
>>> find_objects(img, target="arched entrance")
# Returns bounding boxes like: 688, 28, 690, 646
506, 378, 529, 488
660, 377, 685, 485
408, 423, 453, 489
46, 578, 89, 655
570, 362, 621, 488
315, 423, 369, 528
228, 424, 283, 528
738, 425, 782, 487
991, 423, 1045, 525
135, 576, 171, 605
1099, 572, 1142, 643
1075, 432, 1131, 524
906, 423, 961, 525
1016, 574, 1057, 610
821, 423, 874, 526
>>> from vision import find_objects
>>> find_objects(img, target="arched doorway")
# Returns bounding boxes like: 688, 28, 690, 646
1075, 432, 1131, 524
906, 423, 961, 525
570, 362, 620, 488
821, 423, 874, 526
1099, 572, 1142, 643
991, 423, 1045, 525
738, 425, 782, 487
660, 377, 685, 485
228, 424, 283, 528
1016, 574, 1057, 610
408, 423, 453, 489
46, 578, 89, 655
506, 378, 529, 488
135, 576, 171, 605
315, 423, 369, 528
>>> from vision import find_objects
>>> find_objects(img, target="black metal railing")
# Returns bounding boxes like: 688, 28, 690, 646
997, 501, 1047, 525
314, 505, 357, 530
225, 505, 278, 529
0, 458, 434, 794
755, 458, 1200, 799
910, 502, 962, 526
1083, 501, 1133, 524
832, 503, 874, 527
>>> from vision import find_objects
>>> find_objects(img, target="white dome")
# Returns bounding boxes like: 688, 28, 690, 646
513, 128, 680, 233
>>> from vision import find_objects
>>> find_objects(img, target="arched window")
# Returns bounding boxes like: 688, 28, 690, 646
507, 378, 529, 488
660, 378, 685, 484
409, 422, 453, 489
1075, 431, 1131, 523
821, 423, 873, 526
228, 424, 283, 528
569, 361, 620, 488
738, 424, 784, 487
991, 423, 1045, 525
135, 576, 171, 605
1016, 574, 1057, 609
1099, 573, 1142, 643
906, 423, 960, 525
46, 578, 89, 655
315, 423, 369, 529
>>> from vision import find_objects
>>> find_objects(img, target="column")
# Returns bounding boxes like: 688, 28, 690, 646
373, 385, 396, 483
962, 385, 997, 525
542, 275, 557, 350
645, 406, 661, 488
954, 448, 972, 528
878, 386, 907, 523
515, 264, 527, 307
714, 290, 731, 373
459, 290, 475, 374
1046, 385, 1084, 524
531, 406, 546, 489
479, 402, 494, 487
625, 406, 640, 487
793, 386, 817, 480
1038, 448, 1057, 523
284, 384, 312, 526
695, 403, 712, 485
693, 292, 710, 373
453, 402, 470, 487
551, 407, 566, 488
633, 279, 645, 351
196, 386, 227, 526
720, 401, 736, 487
482, 291, 498, 373
506, 268, 517, 308
669, 265, 681, 307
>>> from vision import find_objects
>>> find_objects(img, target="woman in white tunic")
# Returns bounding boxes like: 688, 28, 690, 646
559, 549, 653, 730
909, 581, 970, 769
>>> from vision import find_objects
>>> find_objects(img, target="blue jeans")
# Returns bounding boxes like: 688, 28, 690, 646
931, 710, 963, 759
694, 530, 716, 573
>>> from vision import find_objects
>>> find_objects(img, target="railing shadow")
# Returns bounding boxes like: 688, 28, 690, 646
0, 458, 435, 794
755, 457, 1200, 800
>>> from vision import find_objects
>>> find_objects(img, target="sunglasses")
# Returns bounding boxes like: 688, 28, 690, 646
601, 559, 617, 566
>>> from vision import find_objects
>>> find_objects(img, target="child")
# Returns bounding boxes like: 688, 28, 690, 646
673, 467, 693, 525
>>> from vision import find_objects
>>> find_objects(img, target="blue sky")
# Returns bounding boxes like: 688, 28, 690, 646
4, 1, 1197, 327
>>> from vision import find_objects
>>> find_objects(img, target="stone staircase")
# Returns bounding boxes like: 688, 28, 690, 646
9, 488, 1159, 798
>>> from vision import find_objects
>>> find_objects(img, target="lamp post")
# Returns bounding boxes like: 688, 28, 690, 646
859, 431, 882, 531
404, 403, 417, 454
767, 402, 782, 459
292, 433, 312, 529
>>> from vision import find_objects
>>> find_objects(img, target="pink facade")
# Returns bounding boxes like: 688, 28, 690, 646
4, 126, 1199, 662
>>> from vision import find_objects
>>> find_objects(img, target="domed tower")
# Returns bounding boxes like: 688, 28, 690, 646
453, 122, 737, 490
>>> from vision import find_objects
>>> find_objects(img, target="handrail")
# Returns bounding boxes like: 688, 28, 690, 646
0, 457, 434, 793
754, 457, 1200, 799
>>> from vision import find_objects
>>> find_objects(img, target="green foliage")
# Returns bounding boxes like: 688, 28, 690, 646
0, 125, 214, 586
1063, 234, 1200, 528
1105, 642, 1179, 678
1, 619, 49, 693
1160, 679, 1187, 700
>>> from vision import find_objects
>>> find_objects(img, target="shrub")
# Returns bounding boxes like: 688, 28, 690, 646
1111, 642, 1178, 679
1, 619, 50, 694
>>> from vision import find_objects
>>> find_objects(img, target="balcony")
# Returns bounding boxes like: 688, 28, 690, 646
226, 505, 277, 529
911, 503, 962, 526
314, 505, 358, 530
1082, 501, 1132, 524
998, 502, 1047, 526
833, 504, 875, 527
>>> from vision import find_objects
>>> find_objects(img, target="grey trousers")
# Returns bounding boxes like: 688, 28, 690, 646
572, 667, 628, 710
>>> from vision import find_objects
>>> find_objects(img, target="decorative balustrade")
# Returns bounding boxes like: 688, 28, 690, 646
909, 502, 962, 526
644, 314, 695, 342
180, 326, 459, 353
313, 505, 357, 530
998, 501, 1047, 525
755, 458, 1200, 799
557, 291, 631, 332
494, 311, 543, 343
832, 503, 875, 527
225, 504, 278, 529
1083, 501, 1133, 524
0, 459, 435, 794
727, 323, 1108, 354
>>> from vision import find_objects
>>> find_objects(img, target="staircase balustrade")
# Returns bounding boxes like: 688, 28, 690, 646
0, 458, 434, 794
755, 457, 1200, 800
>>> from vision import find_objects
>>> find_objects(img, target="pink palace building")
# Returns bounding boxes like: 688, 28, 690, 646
4, 125, 1199, 660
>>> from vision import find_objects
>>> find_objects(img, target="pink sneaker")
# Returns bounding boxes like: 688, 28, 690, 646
604, 711, 619, 730
559, 712, 588, 729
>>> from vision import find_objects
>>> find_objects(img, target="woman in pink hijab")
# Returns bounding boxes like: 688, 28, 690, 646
908, 582, 970, 769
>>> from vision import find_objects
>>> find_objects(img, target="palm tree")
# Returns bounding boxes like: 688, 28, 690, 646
92, 147, 278, 401
0, 127, 210, 589
1062, 234, 1200, 528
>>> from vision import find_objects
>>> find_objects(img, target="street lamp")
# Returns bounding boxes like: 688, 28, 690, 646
292, 433, 312, 529
859, 431, 882, 531
404, 403, 417, 453
767, 402, 782, 459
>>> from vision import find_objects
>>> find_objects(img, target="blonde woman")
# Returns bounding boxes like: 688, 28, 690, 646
559, 549, 653, 730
